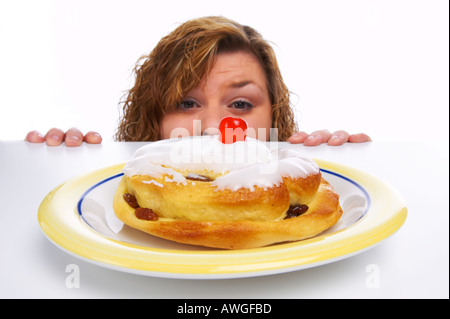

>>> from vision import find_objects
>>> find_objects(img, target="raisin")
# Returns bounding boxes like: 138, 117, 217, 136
135, 207, 159, 221
123, 193, 139, 208
284, 204, 309, 219
185, 173, 213, 182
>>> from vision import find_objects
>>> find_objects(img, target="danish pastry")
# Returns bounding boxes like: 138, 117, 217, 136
113, 121, 342, 249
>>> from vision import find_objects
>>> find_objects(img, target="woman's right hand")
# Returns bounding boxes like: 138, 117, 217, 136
25, 128, 102, 147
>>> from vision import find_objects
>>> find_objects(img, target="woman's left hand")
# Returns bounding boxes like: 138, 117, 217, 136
288, 130, 371, 146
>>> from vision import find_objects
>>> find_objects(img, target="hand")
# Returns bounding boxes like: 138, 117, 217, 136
288, 130, 371, 146
25, 128, 102, 147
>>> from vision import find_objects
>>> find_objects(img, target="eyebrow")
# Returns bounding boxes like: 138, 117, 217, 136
230, 81, 254, 88
229, 81, 267, 95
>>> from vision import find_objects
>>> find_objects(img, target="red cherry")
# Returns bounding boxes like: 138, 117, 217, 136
218, 117, 248, 144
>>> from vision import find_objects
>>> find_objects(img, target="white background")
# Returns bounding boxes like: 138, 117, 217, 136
0, 0, 448, 143
0, 1, 448, 299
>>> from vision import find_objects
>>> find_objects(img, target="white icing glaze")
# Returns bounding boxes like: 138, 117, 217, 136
122, 136, 319, 191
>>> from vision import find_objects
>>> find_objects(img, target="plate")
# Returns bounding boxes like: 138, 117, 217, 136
38, 160, 407, 279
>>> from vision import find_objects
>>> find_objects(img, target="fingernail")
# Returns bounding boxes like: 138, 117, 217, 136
330, 134, 340, 141
46, 134, 62, 146
68, 135, 81, 141
306, 135, 318, 142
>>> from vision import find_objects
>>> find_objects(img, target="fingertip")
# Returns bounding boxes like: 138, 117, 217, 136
304, 130, 331, 146
327, 135, 345, 146
25, 131, 45, 143
65, 135, 83, 147
45, 128, 65, 146
328, 131, 349, 146
348, 133, 372, 143
46, 135, 63, 146
84, 131, 102, 144
288, 131, 308, 144
303, 134, 322, 146
362, 134, 372, 142
64, 128, 84, 147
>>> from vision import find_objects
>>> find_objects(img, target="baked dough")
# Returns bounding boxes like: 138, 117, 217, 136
113, 175, 342, 250
120, 169, 321, 222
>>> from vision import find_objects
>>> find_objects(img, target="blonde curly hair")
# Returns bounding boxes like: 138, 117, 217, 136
115, 16, 297, 142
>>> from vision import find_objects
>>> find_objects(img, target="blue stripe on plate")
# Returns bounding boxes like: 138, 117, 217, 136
320, 168, 371, 218
77, 172, 124, 217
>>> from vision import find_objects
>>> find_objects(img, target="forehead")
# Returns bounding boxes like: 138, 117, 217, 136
204, 51, 267, 86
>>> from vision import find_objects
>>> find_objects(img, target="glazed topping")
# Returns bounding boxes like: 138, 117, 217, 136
122, 135, 319, 191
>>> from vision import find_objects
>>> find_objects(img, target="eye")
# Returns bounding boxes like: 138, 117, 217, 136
230, 100, 253, 110
177, 99, 199, 111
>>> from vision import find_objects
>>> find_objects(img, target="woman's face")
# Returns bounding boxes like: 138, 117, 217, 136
159, 51, 273, 140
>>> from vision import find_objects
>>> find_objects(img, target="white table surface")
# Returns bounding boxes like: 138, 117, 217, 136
0, 140, 448, 299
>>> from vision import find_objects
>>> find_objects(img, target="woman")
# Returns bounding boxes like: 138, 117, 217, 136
26, 16, 370, 146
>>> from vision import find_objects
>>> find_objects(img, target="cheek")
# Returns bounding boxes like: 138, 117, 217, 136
244, 116, 272, 141
247, 106, 273, 140
159, 115, 194, 139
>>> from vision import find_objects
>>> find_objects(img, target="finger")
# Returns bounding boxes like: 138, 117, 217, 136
44, 128, 65, 146
288, 131, 309, 144
328, 130, 350, 146
348, 133, 372, 143
64, 128, 84, 147
25, 131, 45, 143
304, 130, 331, 146
84, 131, 102, 144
